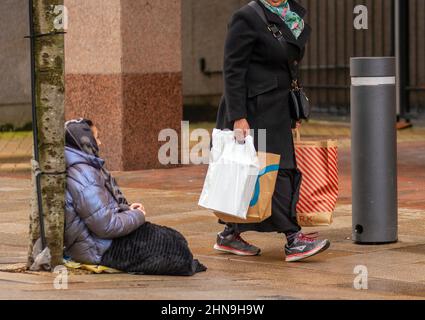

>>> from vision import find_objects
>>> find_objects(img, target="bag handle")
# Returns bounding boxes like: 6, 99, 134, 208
294, 128, 301, 143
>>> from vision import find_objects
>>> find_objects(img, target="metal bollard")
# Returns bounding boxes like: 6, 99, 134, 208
350, 57, 398, 244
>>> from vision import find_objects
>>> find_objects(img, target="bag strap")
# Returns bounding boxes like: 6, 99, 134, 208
248, 1, 299, 86
295, 128, 301, 143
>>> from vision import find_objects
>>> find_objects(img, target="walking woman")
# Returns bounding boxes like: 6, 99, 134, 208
215, 0, 330, 262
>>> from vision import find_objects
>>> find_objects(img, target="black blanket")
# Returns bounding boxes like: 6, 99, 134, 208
101, 222, 207, 276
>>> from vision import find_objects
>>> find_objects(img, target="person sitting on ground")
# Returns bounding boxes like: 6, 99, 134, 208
64, 118, 206, 276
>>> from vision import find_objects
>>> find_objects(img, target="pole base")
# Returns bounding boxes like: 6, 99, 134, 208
353, 239, 398, 245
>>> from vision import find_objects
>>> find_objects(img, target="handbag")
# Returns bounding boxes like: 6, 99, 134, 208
288, 76, 311, 121
248, 1, 310, 121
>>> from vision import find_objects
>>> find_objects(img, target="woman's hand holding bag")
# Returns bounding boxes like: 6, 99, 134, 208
198, 129, 260, 219
233, 118, 251, 143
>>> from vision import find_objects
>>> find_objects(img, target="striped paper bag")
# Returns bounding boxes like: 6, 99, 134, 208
294, 129, 339, 227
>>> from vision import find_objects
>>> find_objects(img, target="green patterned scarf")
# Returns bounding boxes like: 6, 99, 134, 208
259, 0, 305, 39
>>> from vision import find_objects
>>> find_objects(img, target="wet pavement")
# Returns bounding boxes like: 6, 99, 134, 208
0, 121, 424, 300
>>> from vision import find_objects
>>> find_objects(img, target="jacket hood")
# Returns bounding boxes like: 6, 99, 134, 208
65, 147, 105, 169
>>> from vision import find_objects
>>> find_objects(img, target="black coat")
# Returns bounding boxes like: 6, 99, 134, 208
216, 0, 311, 169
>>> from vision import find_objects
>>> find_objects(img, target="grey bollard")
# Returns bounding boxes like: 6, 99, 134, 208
350, 57, 398, 244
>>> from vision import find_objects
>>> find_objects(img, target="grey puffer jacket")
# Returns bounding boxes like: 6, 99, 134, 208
64, 147, 145, 264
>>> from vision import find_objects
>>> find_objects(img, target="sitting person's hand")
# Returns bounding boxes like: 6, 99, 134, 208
130, 203, 146, 215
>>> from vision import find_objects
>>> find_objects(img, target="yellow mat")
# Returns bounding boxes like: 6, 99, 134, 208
64, 260, 122, 274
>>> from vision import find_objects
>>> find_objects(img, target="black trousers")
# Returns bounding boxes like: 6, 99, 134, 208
222, 169, 302, 236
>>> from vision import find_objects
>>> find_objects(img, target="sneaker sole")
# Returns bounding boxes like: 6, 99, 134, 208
213, 244, 261, 256
285, 240, 330, 262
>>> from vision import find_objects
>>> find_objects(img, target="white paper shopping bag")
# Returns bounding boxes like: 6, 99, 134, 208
198, 129, 260, 219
